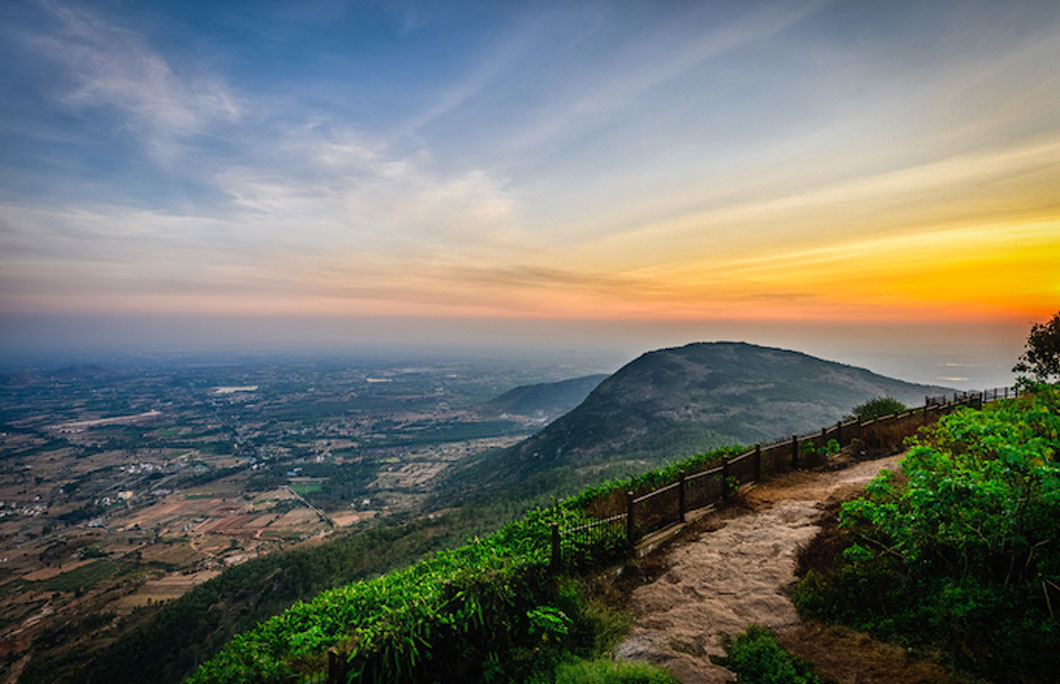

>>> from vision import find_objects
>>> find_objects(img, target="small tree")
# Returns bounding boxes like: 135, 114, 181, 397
846, 396, 906, 421
1014, 311, 1060, 382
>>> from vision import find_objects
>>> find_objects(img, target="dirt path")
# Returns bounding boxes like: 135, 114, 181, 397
614, 454, 956, 684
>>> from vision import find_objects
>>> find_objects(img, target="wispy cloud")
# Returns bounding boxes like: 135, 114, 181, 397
24, 0, 240, 157
2, 3, 542, 303
387, 9, 549, 142
0, 119, 544, 317
574, 134, 1060, 272
507, 0, 826, 150
212, 124, 529, 256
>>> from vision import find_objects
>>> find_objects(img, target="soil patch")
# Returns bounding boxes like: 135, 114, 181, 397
777, 623, 955, 684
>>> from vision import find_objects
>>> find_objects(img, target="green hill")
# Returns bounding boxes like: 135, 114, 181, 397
61, 342, 949, 684
451, 342, 949, 495
478, 374, 608, 422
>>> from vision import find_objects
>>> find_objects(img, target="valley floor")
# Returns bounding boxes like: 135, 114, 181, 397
616, 452, 958, 684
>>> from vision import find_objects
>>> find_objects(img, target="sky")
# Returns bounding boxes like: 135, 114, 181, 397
1, 0, 1058, 384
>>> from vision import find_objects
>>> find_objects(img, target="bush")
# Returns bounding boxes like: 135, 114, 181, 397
722, 624, 820, 684
793, 384, 1060, 683
846, 397, 906, 422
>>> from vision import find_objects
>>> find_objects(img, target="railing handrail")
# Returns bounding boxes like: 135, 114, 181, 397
556, 385, 1016, 545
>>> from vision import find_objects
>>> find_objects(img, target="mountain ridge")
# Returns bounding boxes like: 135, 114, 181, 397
478, 373, 608, 422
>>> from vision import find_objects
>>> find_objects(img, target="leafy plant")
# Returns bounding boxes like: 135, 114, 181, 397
721, 624, 820, 684
800, 438, 839, 461
794, 384, 1060, 683
1014, 310, 1060, 381
527, 605, 572, 642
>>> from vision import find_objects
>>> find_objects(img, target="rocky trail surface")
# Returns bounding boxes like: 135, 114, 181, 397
615, 454, 958, 684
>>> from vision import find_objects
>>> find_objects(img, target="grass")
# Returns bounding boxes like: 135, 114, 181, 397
38, 559, 124, 593
185, 443, 755, 683
538, 658, 678, 684
290, 482, 322, 496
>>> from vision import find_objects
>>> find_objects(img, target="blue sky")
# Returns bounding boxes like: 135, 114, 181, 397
1, 0, 1059, 381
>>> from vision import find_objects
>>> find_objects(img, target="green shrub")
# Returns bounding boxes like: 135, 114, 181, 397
794, 384, 1060, 683
554, 578, 632, 656
846, 396, 907, 421
722, 625, 819, 684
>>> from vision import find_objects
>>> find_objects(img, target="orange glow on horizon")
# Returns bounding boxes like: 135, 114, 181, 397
7, 220, 1056, 325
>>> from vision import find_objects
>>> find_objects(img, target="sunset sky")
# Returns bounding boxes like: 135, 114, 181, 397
1, 0, 1058, 382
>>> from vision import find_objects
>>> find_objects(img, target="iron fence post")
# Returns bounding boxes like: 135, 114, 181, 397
791, 434, 799, 469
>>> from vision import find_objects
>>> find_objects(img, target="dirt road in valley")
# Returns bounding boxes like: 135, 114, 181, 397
614, 454, 957, 684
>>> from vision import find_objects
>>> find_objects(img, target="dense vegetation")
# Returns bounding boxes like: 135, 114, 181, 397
186, 444, 740, 683
794, 382, 1060, 682
52, 505, 526, 684
189, 512, 604, 683
721, 625, 820, 684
